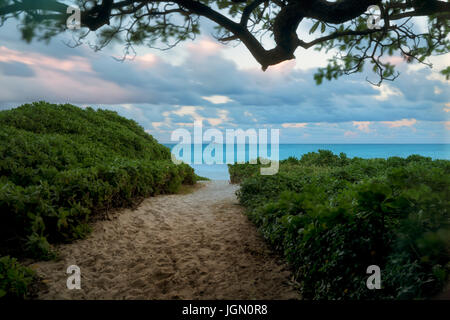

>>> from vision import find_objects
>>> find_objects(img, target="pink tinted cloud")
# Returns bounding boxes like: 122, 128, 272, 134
265, 59, 297, 74
381, 56, 405, 66
381, 118, 417, 128
0, 46, 132, 104
352, 121, 372, 133
186, 38, 223, 56
135, 53, 158, 67
115, 53, 159, 69
0, 46, 93, 73
282, 123, 308, 128
444, 103, 450, 113
245, 58, 297, 78
35, 68, 130, 103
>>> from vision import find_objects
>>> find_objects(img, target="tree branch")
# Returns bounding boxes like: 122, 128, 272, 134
0, 0, 448, 80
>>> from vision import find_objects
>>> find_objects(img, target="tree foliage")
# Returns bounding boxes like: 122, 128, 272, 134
0, 0, 448, 84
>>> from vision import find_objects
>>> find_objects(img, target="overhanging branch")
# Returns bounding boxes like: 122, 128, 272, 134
0, 0, 448, 81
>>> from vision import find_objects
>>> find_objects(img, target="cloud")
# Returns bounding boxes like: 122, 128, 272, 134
344, 131, 358, 137
202, 95, 233, 104
434, 86, 443, 95
0, 23, 449, 143
382, 118, 417, 128
352, 121, 372, 133
135, 53, 158, 65
282, 123, 308, 128
0, 46, 92, 73
172, 106, 204, 119
187, 39, 223, 56
152, 122, 164, 129
1, 39, 448, 127
382, 56, 405, 66
0, 61, 35, 77
374, 84, 403, 101
150, 105, 232, 129
444, 103, 450, 113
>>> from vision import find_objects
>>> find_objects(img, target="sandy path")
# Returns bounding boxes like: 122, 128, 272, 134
33, 181, 300, 300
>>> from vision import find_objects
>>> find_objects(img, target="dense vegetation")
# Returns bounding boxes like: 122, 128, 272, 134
229, 150, 450, 299
0, 256, 36, 299
0, 102, 197, 298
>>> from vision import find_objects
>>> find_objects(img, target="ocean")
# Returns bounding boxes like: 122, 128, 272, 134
164, 144, 450, 181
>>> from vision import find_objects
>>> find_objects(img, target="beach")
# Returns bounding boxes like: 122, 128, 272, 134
32, 181, 300, 300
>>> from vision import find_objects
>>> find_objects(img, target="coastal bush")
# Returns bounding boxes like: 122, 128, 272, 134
229, 151, 450, 299
0, 256, 35, 299
0, 102, 196, 263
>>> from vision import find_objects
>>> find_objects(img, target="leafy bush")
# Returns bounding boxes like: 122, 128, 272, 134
0, 102, 197, 261
230, 151, 450, 299
0, 256, 35, 299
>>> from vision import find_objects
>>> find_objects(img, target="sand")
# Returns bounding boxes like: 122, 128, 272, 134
32, 181, 300, 300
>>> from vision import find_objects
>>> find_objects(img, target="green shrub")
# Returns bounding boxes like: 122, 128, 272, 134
0, 102, 197, 262
230, 151, 450, 299
25, 233, 56, 260
0, 256, 35, 299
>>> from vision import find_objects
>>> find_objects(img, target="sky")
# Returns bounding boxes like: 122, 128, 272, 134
0, 15, 449, 144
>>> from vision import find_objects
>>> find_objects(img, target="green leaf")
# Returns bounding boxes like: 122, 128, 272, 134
309, 21, 320, 34
440, 66, 450, 80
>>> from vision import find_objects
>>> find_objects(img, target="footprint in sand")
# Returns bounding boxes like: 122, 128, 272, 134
33, 181, 300, 300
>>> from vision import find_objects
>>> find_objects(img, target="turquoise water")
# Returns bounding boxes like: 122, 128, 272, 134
164, 144, 450, 180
